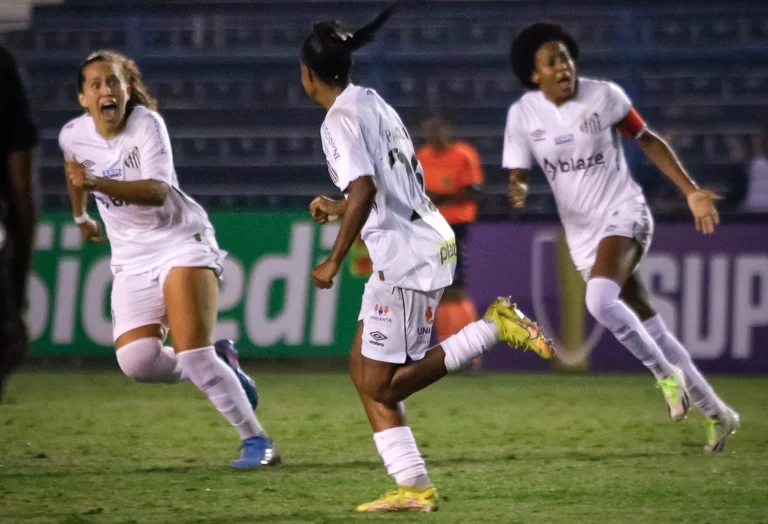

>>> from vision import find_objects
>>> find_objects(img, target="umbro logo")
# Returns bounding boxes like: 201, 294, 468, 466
530, 129, 546, 142
370, 331, 387, 342
82, 159, 95, 168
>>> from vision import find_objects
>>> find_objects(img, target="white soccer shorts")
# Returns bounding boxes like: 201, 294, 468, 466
575, 198, 654, 281
357, 276, 444, 364
110, 241, 226, 341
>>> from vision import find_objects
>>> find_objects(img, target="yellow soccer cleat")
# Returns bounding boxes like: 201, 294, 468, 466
484, 297, 555, 360
355, 485, 438, 513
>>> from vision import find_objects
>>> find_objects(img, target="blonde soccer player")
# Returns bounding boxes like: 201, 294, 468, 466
59, 50, 279, 467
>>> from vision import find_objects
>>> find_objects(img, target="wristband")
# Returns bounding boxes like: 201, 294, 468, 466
74, 213, 90, 225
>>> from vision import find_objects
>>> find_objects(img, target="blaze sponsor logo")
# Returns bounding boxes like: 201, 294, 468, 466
543, 152, 605, 181
438, 239, 457, 265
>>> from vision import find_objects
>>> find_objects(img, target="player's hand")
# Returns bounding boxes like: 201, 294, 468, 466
309, 196, 343, 224
508, 179, 528, 209
312, 258, 340, 289
78, 219, 108, 244
65, 157, 97, 190
686, 189, 722, 235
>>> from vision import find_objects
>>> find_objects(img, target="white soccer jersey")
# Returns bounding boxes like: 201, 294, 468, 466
503, 78, 647, 267
59, 106, 219, 275
321, 84, 455, 291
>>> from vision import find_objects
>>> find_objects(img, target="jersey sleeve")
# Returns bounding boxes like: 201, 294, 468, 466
321, 109, 375, 192
58, 123, 74, 161
138, 111, 174, 184
0, 45, 37, 152
502, 104, 532, 170
604, 82, 633, 124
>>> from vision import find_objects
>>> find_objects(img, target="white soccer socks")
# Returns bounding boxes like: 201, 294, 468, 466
177, 346, 265, 440
441, 320, 500, 372
585, 278, 676, 380
643, 315, 727, 417
374, 426, 430, 488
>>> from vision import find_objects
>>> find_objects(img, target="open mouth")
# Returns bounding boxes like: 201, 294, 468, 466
557, 74, 573, 88
100, 102, 118, 120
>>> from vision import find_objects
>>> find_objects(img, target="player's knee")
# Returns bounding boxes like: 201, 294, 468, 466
359, 377, 398, 405
368, 386, 398, 406
116, 337, 164, 382
585, 277, 622, 324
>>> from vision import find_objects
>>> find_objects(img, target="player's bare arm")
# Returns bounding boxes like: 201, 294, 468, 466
507, 168, 530, 208
64, 161, 106, 243
309, 195, 347, 224
312, 176, 376, 289
636, 128, 721, 234
66, 157, 169, 206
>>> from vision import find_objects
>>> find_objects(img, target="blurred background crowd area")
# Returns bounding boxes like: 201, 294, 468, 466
2, 0, 767, 218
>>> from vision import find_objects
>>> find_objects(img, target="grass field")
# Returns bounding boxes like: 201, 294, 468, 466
1, 371, 766, 524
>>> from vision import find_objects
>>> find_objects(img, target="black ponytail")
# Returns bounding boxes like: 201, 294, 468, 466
301, 1, 400, 87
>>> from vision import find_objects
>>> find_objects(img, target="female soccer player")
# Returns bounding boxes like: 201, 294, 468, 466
302, 3, 554, 512
59, 50, 279, 467
504, 22, 739, 451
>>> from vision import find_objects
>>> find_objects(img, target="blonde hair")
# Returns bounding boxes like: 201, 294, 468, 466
77, 49, 158, 111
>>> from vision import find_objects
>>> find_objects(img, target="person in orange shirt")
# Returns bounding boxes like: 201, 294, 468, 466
417, 116, 484, 370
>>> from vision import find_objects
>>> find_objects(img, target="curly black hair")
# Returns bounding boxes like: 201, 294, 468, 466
510, 22, 579, 89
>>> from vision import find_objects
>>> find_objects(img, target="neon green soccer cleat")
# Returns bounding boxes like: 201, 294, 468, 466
484, 297, 554, 359
356, 485, 438, 513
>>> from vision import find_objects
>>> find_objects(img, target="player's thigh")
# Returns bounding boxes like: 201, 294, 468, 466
590, 235, 644, 285
589, 214, 650, 285
111, 272, 168, 350
162, 266, 219, 351
589, 200, 653, 285
115, 325, 165, 349
619, 272, 657, 321
350, 321, 365, 390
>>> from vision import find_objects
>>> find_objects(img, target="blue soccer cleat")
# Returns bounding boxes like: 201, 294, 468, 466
231, 435, 282, 468
214, 339, 258, 410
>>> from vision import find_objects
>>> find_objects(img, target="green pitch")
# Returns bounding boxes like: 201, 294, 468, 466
1, 371, 766, 523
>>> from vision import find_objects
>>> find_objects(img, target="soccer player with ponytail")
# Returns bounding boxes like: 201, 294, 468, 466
303, 4, 554, 511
